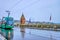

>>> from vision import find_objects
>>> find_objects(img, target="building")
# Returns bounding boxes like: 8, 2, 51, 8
20, 14, 25, 24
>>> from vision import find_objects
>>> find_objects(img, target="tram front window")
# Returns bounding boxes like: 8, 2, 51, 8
5, 17, 14, 26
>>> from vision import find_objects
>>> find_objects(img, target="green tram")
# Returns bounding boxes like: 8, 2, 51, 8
1, 17, 14, 29
0, 11, 14, 29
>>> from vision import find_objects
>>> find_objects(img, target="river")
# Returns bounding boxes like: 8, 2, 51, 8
0, 26, 60, 40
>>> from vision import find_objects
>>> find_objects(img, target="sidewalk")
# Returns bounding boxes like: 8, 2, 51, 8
0, 34, 6, 40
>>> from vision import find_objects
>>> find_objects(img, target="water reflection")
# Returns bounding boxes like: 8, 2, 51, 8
0, 29, 13, 40
20, 27, 25, 39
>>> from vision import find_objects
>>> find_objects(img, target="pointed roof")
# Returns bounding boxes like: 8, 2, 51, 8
21, 12, 25, 19
22, 13, 24, 17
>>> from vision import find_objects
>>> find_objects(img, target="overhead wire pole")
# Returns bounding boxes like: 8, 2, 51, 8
5, 10, 10, 25
6, 11, 10, 17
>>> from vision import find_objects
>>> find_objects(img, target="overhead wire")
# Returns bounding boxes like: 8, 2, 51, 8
21, 0, 40, 10
8, 0, 40, 14
9, 0, 23, 10
13, 0, 40, 13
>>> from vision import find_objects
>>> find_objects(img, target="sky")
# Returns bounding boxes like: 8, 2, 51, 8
0, 0, 60, 23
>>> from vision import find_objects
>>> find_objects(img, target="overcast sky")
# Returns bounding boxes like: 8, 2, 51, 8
0, 0, 60, 23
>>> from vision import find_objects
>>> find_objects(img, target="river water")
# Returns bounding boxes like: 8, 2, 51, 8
0, 26, 60, 40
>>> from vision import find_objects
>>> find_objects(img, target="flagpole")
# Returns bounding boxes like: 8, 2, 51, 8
49, 14, 52, 23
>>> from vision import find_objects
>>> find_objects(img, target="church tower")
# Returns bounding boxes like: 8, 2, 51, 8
20, 13, 25, 24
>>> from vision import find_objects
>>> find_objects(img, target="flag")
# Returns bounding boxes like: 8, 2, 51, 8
50, 15, 51, 21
